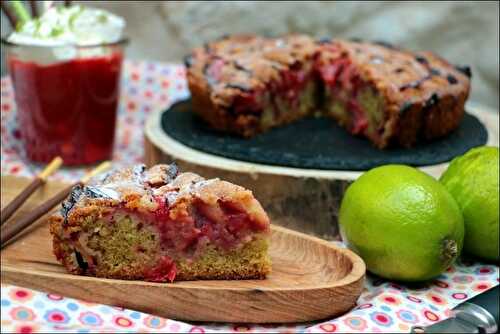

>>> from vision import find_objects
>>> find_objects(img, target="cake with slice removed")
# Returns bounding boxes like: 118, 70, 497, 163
49, 163, 271, 282
185, 34, 471, 148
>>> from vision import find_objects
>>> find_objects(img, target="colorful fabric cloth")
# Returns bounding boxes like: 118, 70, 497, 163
1, 61, 499, 333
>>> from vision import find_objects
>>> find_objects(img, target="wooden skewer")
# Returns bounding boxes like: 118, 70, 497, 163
1, 2, 18, 29
0, 161, 111, 248
0, 157, 63, 225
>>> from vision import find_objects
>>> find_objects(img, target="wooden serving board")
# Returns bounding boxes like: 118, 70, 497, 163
145, 103, 499, 239
0, 175, 365, 323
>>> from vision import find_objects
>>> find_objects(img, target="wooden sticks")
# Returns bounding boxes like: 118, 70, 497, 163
0, 183, 75, 246
0, 157, 63, 225
0, 161, 111, 248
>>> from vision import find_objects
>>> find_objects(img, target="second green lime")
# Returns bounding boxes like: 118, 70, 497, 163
440, 146, 499, 262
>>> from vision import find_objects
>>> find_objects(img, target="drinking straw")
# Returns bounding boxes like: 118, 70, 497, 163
29, 1, 38, 18
1, 2, 18, 28
11, 0, 31, 27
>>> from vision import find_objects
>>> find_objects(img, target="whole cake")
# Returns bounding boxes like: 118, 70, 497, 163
50, 164, 271, 282
185, 35, 471, 148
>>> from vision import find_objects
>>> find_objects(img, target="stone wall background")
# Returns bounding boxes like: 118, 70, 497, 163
1, 1, 499, 109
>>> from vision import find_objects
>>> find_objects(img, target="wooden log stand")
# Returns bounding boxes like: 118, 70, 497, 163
145, 103, 499, 239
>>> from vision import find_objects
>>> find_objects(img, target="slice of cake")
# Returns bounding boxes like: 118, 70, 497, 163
185, 35, 471, 148
49, 164, 271, 282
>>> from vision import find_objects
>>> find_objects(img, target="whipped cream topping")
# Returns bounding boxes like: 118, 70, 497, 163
7, 6, 125, 47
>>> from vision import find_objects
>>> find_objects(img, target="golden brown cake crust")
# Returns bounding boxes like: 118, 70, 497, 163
186, 35, 471, 148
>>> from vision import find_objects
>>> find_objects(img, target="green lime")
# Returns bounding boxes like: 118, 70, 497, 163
339, 165, 464, 282
440, 146, 499, 262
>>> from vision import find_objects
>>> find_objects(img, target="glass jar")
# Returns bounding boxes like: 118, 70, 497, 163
2, 38, 128, 165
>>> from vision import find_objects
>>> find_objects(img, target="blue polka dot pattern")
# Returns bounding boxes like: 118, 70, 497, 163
129, 311, 141, 319
67, 302, 79, 311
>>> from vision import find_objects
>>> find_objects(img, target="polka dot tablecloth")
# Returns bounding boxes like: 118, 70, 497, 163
1, 60, 499, 333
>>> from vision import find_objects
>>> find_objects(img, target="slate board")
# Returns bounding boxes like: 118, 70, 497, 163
161, 99, 488, 171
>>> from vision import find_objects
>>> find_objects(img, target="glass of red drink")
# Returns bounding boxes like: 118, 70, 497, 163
2, 38, 128, 165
